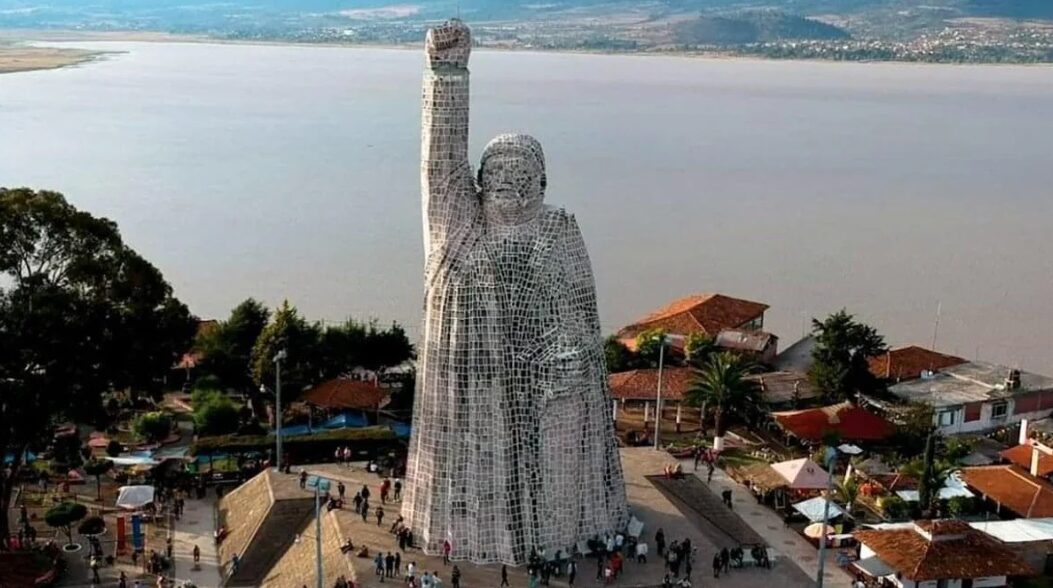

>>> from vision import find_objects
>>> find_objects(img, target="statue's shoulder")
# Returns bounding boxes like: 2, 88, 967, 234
539, 205, 578, 230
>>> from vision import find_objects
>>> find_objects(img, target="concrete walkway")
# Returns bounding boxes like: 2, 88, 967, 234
170, 494, 222, 587
679, 457, 854, 588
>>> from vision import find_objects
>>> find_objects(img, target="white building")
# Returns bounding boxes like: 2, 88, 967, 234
888, 362, 1053, 435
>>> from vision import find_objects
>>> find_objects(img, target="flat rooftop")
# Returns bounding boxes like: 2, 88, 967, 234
889, 361, 1053, 407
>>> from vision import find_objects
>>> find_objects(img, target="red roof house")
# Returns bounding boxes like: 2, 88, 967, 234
868, 345, 967, 382
1000, 443, 1053, 477
960, 465, 1053, 518
608, 367, 694, 401
616, 294, 768, 350
301, 378, 389, 412
771, 402, 892, 443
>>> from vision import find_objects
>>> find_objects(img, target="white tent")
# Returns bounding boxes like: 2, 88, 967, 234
771, 458, 830, 490
115, 485, 155, 510
792, 496, 845, 522
895, 471, 973, 502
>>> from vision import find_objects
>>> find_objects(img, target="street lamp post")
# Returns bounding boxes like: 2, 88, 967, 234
816, 446, 839, 588
274, 349, 287, 472
307, 475, 332, 588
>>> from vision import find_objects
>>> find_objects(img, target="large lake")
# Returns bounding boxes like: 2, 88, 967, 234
2, 41, 1052, 370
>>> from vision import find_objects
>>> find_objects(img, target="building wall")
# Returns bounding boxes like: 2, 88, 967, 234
934, 399, 1053, 436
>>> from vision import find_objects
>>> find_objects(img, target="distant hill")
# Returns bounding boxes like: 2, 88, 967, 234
961, 0, 1053, 19
674, 10, 851, 45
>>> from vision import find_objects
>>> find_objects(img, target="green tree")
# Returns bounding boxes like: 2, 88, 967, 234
809, 309, 887, 401
837, 476, 861, 513
251, 301, 324, 398
83, 458, 114, 501
685, 333, 716, 364
0, 188, 194, 543
635, 328, 668, 367
45, 501, 87, 547
604, 336, 635, 374
105, 440, 123, 457
195, 298, 270, 392
685, 351, 760, 451
78, 515, 106, 536
133, 411, 173, 443
192, 389, 241, 436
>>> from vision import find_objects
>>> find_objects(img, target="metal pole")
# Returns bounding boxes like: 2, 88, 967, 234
274, 350, 285, 472
315, 484, 323, 588
816, 447, 836, 588
654, 341, 665, 450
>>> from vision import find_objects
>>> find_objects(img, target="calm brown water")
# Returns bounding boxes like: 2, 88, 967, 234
2, 42, 1052, 370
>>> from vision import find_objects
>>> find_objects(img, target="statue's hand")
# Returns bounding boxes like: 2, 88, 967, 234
426, 19, 471, 69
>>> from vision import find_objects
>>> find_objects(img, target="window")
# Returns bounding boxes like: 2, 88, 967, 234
992, 402, 1009, 420
938, 410, 957, 427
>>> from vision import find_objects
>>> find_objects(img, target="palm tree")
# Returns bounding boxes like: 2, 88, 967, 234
837, 477, 861, 514
685, 351, 760, 452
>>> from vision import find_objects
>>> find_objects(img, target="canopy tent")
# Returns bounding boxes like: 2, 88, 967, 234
772, 458, 830, 490
792, 497, 845, 522
803, 522, 836, 539
322, 411, 369, 430
732, 463, 790, 492
116, 485, 155, 510
838, 444, 864, 455
105, 456, 161, 467
895, 472, 973, 502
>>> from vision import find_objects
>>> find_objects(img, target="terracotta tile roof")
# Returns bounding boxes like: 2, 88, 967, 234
616, 294, 768, 342
1001, 444, 1053, 477
608, 367, 694, 401
771, 402, 892, 442
868, 346, 967, 382
853, 521, 1034, 581
301, 378, 389, 411
960, 465, 1053, 518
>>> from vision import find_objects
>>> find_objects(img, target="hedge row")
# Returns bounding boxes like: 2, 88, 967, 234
191, 426, 398, 455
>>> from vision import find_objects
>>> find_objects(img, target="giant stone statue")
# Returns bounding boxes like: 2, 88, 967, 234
402, 19, 628, 565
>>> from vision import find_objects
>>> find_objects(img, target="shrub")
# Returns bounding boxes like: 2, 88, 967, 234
105, 440, 123, 457
193, 392, 240, 437
78, 515, 106, 536
45, 502, 87, 546
879, 495, 909, 520
947, 496, 975, 517
133, 412, 173, 442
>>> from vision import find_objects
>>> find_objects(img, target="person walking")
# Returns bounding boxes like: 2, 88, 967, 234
193, 544, 201, 567
361, 499, 370, 522
299, 470, 308, 489
118, 572, 127, 588
386, 552, 396, 578
707, 462, 715, 483
451, 565, 461, 588
442, 538, 452, 565
712, 553, 721, 578
395, 552, 402, 576
361, 484, 371, 502
567, 559, 577, 586
90, 555, 100, 584
636, 541, 648, 563
377, 506, 386, 526
376, 552, 387, 582
501, 564, 510, 587
338, 481, 346, 500
720, 547, 730, 574
353, 492, 363, 514
655, 528, 666, 557
394, 479, 403, 501
694, 448, 702, 471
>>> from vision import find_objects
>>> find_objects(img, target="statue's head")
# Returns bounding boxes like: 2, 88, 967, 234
478, 133, 546, 225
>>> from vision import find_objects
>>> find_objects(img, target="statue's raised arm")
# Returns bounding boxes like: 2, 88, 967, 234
421, 19, 475, 257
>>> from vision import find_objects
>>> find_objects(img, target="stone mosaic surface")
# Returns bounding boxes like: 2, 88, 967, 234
403, 19, 628, 566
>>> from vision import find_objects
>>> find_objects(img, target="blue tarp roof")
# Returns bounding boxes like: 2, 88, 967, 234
280, 424, 312, 436
391, 422, 411, 439
3, 451, 36, 464
322, 411, 369, 429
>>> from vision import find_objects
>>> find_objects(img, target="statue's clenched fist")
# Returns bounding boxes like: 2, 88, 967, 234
426, 19, 471, 69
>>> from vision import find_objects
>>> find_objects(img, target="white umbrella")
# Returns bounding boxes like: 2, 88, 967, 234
803, 522, 836, 539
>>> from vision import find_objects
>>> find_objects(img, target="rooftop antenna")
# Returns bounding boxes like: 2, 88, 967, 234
931, 300, 942, 351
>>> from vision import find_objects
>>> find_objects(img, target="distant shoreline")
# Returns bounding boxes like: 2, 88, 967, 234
2, 28, 1052, 73
0, 44, 109, 75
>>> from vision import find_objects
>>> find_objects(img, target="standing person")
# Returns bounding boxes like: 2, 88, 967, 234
421, 570, 433, 588
693, 448, 702, 472
381, 478, 392, 504
655, 528, 666, 557
90, 555, 100, 584
684, 556, 692, 579
376, 552, 387, 581
335, 447, 344, 464
706, 462, 715, 483
299, 470, 308, 489
596, 554, 604, 581
567, 559, 577, 586
343, 446, 352, 466
118, 572, 127, 588
361, 499, 370, 522
394, 479, 403, 501
193, 544, 201, 567
353, 492, 363, 514
712, 553, 721, 578
361, 484, 371, 502
636, 540, 648, 563
338, 481, 346, 500
386, 552, 396, 578
395, 552, 402, 576
377, 506, 386, 526
442, 538, 452, 565
501, 564, 510, 587
451, 565, 461, 588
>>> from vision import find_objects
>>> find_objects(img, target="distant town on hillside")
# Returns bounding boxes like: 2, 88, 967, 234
2, 0, 1053, 63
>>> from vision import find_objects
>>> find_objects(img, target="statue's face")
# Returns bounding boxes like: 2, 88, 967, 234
480, 153, 544, 225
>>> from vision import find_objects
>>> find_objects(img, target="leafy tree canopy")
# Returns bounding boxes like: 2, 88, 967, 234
635, 328, 668, 367
45, 501, 87, 545
0, 188, 194, 542
604, 335, 635, 374
192, 389, 241, 436
808, 309, 887, 401
195, 298, 270, 392
133, 411, 173, 443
